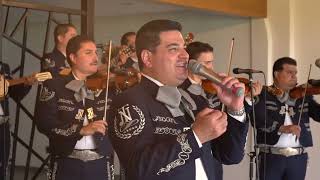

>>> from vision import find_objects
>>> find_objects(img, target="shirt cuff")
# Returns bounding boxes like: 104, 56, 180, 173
228, 113, 246, 123
245, 97, 253, 106
192, 130, 203, 148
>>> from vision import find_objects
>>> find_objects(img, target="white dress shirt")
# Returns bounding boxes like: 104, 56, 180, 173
274, 104, 301, 147
73, 73, 96, 150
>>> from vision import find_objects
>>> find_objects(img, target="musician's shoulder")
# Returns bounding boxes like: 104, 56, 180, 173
119, 82, 144, 96
42, 73, 70, 87
112, 83, 148, 108
0, 62, 10, 73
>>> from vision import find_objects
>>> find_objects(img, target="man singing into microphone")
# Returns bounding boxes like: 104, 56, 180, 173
179, 41, 249, 180
109, 20, 247, 180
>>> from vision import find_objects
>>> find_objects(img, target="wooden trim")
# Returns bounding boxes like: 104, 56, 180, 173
157, 0, 267, 18
81, 0, 94, 39
3, 0, 84, 15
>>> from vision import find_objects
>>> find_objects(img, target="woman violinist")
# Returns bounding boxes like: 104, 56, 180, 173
244, 57, 320, 180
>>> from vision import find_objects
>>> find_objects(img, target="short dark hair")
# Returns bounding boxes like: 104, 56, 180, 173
120, 32, 136, 46
54, 23, 76, 44
273, 57, 297, 78
66, 35, 94, 67
136, 19, 182, 70
186, 41, 214, 60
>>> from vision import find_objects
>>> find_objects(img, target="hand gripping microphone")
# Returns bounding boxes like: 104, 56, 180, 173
188, 59, 244, 97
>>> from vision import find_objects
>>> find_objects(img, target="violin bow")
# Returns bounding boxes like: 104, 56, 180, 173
296, 64, 312, 139
103, 40, 112, 122
221, 38, 235, 111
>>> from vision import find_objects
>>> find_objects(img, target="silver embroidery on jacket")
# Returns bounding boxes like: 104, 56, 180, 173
58, 98, 74, 105
52, 124, 78, 136
157, 133, 192, 175
266, 100, 277, 106
260, 121, 279, 133
154, 127, 181, 136
153, 116, 178, 124
58, 105, 75, 112
266, 106, 278, 111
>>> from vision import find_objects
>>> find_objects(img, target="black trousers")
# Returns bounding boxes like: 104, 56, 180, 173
0, 122, 10, 180
52, 156, 114, 180
259, 152, 308, 180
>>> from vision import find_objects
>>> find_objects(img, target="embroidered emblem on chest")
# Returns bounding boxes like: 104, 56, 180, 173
75, 109, 85, 121
114, 104, 145, 139
279, 106, 295, 117
87, 107, 95, 120
39, 86, 55, 102
44, 58, 55, 68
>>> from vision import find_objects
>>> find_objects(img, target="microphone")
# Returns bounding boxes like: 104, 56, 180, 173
308, 79, 320, 86
315, 58, 320, 68
188, 59, 244, 97
233, 68, 263, 74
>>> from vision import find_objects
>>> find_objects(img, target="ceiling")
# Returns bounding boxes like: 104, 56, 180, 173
20, 0, 186, 16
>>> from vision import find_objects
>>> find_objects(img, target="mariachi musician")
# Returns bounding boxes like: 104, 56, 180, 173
0, 61, 40, 179
245, 57, 320, 180
35, 35, 114, 180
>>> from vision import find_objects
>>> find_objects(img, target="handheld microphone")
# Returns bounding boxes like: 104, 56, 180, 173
233, 68, 263, 74
308, 79, 320, 86
188, 59, 244, 97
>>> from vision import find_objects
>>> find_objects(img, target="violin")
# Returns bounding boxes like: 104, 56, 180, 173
201, 77, 252, 96
266, 83, 320, 99
85, 67, 139, 91
289, 84, 320, 99
113, 67, 140, 91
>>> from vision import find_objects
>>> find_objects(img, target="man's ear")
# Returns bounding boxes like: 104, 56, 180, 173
274, 71, 278, 79
141, 50, 153, 68
57, 35, 64, 43
69, 53, 76, 65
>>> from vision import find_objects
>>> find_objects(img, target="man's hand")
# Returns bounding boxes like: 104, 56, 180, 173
192, 108, 228, 144
118, 45, 130, 65
25, 73, 39, 86
209, 74, 245, 111
59, 68, 72, 76
279, 125, 301, 137
246, 81, 263, 98
80, 120, 108, 136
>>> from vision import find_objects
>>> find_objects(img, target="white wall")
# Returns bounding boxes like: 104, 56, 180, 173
292, 1, 320, 179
